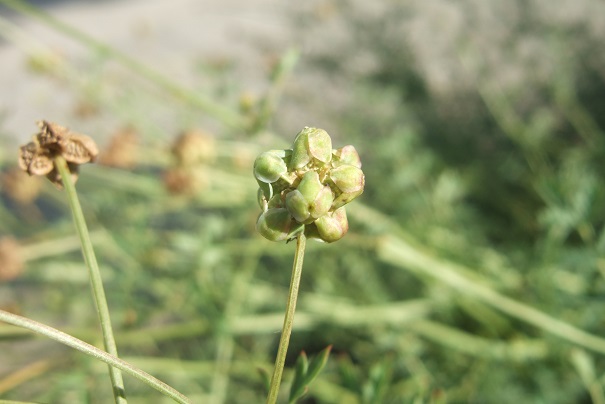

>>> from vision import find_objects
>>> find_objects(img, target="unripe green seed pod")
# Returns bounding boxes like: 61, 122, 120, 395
330, 164, 365, 209
309, 185, 333, 219
257, 188, 267, 210
332, 189, 364, 210
256, 208, 297, 242
290, 127, 332, 169
254, 151, 287, 184
303, 222, 321, 241
330, 164, 365, 194
286, 171, 335, 224
307, 128, 332, 164
290, 145, 309, 169
257, 180, 273, 202
314, 207, 349, 243
333, 145, 362, 168
267, 193, 285, 209
297, 171, 323, 201
285, 190, 311, 223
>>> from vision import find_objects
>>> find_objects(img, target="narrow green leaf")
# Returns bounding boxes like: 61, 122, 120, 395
337, 356, 362, 394
296, 350, 309, 376
289, 346, 332, 403
258, 367, 271, 395
304, 345, 332, 385
288, 351, 309, 403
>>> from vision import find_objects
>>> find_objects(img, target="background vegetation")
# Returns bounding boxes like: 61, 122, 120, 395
1, 0, 605, 402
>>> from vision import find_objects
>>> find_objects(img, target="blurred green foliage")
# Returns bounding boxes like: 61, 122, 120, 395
1, 1, 605, 403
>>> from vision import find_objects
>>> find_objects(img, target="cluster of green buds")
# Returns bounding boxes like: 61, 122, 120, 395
254, 127, 364, 243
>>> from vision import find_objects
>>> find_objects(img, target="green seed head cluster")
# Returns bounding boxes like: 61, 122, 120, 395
254, 127, 365, 243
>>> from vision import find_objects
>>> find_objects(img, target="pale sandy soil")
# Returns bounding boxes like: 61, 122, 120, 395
0, 0, 299, 144
1, 0, 603, 148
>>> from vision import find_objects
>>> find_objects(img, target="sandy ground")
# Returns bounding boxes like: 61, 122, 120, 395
3, 0, 603, 149
0, 0, 303, 144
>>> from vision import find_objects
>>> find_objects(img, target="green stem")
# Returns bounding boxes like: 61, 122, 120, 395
378, 234, 605, 355
266, 233, 307, 404
0, 309, 190, 404
55, 157, 126, 403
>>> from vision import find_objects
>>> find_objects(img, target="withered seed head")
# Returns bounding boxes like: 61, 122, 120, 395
163, 167, 206, 195
28, 152, 54, 176
36, 120, 65, 149
171, 129, 216, 166
44, 163, 80, 190
19, 142, 53, 176
36, 120, 98, 163
0, 237, 25, 281
18, 121, 98, 188
98, 128, 139, 168
18, 142, 37, 172
1, 168, 42, 204
61, 133, 99, 164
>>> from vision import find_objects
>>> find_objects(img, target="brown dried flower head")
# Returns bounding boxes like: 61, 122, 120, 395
98, 127, 139, 169
163, 167, 207, 196
0, 237, 25, 281
18, 121, 98, 187
171, 129, 216, 166
1, 168, 42, 204
19, 141, 53, 176
36, 121, 98, 164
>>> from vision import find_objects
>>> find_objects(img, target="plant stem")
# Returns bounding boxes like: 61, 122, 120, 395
55, 157, 126, 403
0, 309, 190, 404
266, 233, 307, 404
377, 233, 605, 355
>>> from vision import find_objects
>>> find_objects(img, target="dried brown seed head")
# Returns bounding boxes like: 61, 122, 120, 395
18, 142, 38, 172
1, 168, 42, 204
163, 167, 207, 195
36, 120, 67, 151
98, 128, 139, 168
19, 142, 54, 176
27, 152, 54, 176
18, 121, 97, 188
45, 163, 79, 189
171, 129, 216, 166
35, 120, 98, 163
60, 133, 99, 164
0, 237, 24, 281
